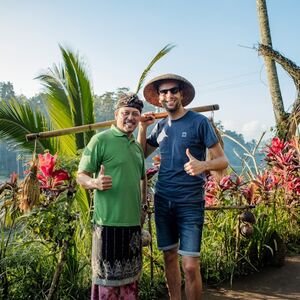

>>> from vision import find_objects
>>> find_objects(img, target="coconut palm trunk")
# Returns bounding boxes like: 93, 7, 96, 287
256, 0, 286, 129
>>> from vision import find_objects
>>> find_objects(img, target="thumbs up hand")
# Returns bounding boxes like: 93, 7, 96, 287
93, 165, 112, 190
184, 148, 207, 176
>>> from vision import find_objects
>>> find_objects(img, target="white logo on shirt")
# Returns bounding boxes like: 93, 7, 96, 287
181, 132, 187, 138
157, 129, 168, 144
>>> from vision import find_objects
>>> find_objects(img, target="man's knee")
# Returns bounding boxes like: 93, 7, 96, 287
163, 248, 178, 265
182, 257, 200, 278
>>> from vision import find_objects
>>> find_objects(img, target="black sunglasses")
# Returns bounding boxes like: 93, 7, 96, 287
158, 87, 180, 95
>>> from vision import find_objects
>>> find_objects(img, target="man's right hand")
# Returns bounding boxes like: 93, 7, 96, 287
93, 165, 112, 190
140, 112, 155, 129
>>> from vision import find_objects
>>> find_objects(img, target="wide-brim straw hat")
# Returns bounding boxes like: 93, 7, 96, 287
143, 73, 195, 107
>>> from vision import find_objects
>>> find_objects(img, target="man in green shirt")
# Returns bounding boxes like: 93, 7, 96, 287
77, 93, 147, 300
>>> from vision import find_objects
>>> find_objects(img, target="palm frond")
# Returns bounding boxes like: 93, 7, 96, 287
59, 46, 95, 147
135, 43, 176, 94
36, 70, 77, 156
36, 45, 95, 153
0, 99, 55, 153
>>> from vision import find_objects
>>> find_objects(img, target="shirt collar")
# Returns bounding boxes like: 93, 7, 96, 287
111, 125, 135, 142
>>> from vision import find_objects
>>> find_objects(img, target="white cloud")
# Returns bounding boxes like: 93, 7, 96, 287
222, 120, 272, 142
222, 120, 238, 132
241, 121, 269, 142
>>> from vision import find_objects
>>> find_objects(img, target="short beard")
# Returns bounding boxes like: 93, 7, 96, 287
162, 101, 180, 113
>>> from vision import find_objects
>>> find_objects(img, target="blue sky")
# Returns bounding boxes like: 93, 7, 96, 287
1, 1, 299, 141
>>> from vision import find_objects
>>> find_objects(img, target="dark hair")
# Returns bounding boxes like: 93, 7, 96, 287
116, 93, 144, 113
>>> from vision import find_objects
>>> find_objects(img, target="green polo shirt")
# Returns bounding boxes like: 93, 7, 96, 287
78, 125, 145, 226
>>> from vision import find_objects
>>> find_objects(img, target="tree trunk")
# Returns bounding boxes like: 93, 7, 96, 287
256, 0, 286, 127
258, 44, 300, 138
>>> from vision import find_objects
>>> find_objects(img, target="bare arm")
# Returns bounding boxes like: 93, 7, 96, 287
137, 112, 157, 158
76, 165, 112, 190
184, 143, 228, 176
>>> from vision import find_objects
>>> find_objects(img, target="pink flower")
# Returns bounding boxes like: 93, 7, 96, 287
269, 137, 286, 154
10, 172, 18, 185
287, 175, 300, 195
219, 175, 234, 190
219, 174, 242, 191
205, 193, 217, 207
205, 176, 219, 207
146, 167, 159, 180
253, 171, 272, 191
242, 184, 255, 204
37, 153, 70, 189
38, 152, 57, 177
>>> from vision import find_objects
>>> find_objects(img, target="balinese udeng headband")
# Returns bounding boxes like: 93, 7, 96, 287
116, 93, 144, 113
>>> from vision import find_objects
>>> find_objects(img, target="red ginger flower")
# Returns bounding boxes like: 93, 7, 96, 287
287, 175, 300, 195
205, 176, 218, 206
242, 183, 256, 204
268, 137, 286, 154
37, 153, 70, 189
146, 167, 159, 180
10, 172, 18, 185
219, 174, 242, 191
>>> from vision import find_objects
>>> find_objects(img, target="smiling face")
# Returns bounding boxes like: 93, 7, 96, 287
115, 106, 141, 136
158, 80, 184, 113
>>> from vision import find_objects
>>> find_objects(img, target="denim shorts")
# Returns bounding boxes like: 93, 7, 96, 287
154, 194, 205, 257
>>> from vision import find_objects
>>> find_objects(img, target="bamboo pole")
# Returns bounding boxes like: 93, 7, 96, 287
26, 104, 219, 141
205, 205, 255, 211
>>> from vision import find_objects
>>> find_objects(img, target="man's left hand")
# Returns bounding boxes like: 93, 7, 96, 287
184, 148, 207, 176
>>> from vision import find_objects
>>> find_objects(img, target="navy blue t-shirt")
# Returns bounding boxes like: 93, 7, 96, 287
147, 111, 218, 203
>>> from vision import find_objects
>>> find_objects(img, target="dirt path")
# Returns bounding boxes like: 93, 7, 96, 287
202, 255, 300, 300
162, 256, 300, 299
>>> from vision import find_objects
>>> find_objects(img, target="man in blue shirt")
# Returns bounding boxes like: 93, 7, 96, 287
138, 74, 228, 300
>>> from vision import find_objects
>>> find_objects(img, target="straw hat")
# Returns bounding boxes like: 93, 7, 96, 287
143, 74, 195, 107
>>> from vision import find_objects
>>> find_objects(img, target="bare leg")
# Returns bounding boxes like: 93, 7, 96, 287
182, 256, 202, 300
163, 248, 181, 300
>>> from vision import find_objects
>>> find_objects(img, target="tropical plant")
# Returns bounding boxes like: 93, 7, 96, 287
202, 135, 300, 284
0, 98, 55, 154
36, 45, 96, 155
135, 43, 175, 94
0, 152, 90, 300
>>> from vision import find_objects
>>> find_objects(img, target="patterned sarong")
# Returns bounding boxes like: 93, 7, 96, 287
92, 225, 142, 287
91, 281, 138, 300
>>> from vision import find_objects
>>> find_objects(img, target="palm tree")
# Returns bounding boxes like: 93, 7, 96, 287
0, 45, 94, 238
0, 46, 95, 156
256, 0, 287, 130
36, 45, 95, 155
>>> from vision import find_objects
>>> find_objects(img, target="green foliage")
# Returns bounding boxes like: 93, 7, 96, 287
94, 87, 130, 122
36, 45, 95, 155
201, 209, 238, 284
135, 43, 175, 94
140, 219, 166, 299
0, 98, 55, 153
0, 81, 15, 100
